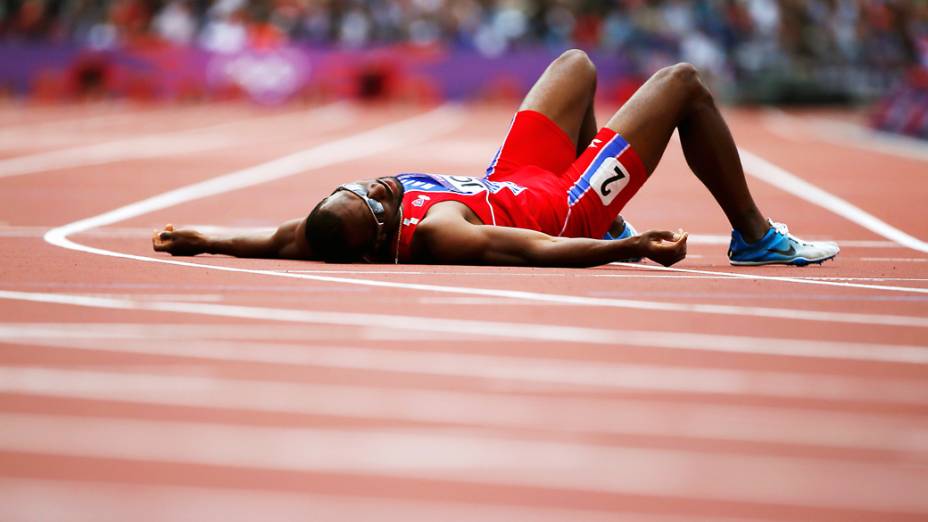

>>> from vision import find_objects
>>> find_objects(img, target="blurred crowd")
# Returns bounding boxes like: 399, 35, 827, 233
2, 1, 925, 86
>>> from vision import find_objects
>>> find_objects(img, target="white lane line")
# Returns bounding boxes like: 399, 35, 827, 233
65, 293, 226, 302
0, 322, 337, 341
612, 262, 928, 295
2, 292, 928, 362
739, 147, 928, 254
2, 367, 927, 453
0, 103, 353, 179
595, 274, 928, 283
5, 332, 928, 403
0, 225, 279, 238
19, 234, 928, 328
373, 272, 928, 283
862, 257, 928, 263
1, 412, 926, 513
413, 294, 920, 308
43, 227, 928, 325
279, 270, 730, 279
0, 322, 447, 341
26, 246, 928, 327
0, 478, 680, 522
797, 277, 928, 282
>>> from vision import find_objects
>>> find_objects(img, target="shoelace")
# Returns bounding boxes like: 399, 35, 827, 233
770, 219, 815, 247
769, 220, 790, 236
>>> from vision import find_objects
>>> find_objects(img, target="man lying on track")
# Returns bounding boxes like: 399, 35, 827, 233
153, 50, 839, 268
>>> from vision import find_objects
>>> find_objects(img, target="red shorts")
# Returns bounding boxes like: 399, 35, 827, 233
485, 110, 647, 238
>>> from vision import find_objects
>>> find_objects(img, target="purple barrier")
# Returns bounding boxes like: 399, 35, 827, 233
0, 43, 637, 104
0, 43, 79, 93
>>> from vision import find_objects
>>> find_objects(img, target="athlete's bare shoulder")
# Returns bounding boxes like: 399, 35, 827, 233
409, 201, 477, 263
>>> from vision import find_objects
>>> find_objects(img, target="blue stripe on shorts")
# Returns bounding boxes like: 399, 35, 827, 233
566, 133, 629, 207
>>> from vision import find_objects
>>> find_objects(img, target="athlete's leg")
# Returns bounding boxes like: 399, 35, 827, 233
605, 63, 768, 242
486, 49, 599, 179
520, 49, 597, 150
576, 96, 598, 157
524, 51, 639, 240
575, 89, 639, 241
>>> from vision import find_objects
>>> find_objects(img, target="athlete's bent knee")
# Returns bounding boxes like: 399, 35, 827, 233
669, 62, 698, 78
661, 62, 711, 104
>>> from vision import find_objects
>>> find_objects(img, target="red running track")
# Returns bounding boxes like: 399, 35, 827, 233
1, 101, 927, 521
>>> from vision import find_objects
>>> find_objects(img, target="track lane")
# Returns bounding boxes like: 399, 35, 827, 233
1, 103, 927, 520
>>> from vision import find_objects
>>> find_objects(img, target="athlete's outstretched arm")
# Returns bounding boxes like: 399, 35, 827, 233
415, 218, 686, 268
152, 219, 313, 260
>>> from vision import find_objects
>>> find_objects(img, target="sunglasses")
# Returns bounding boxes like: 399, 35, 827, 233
334, 182, 386, 233
333, 183, 384, 261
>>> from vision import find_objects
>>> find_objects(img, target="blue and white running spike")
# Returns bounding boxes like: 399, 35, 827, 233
728, 219, 840, 266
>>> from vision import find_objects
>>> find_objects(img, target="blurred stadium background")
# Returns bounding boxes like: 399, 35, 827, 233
3, 4, 928, 519
1, 0, 926, 138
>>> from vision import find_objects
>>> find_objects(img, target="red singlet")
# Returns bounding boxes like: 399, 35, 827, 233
396, 110, 647, 263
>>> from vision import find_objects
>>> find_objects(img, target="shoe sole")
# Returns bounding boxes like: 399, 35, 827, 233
729, 253, 838, 267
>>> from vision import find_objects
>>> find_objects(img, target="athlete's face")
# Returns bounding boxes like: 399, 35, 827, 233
325, 176, 404, 262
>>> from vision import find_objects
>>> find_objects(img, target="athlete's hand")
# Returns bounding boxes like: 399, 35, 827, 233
152, 224, 206, 256
637, 229, 687, 267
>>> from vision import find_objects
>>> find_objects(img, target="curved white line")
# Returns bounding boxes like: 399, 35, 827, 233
31, 239, 928, 328
36, 104, 928, 328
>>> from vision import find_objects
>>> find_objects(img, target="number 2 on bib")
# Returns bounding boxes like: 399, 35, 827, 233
590, 157, 630, 206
